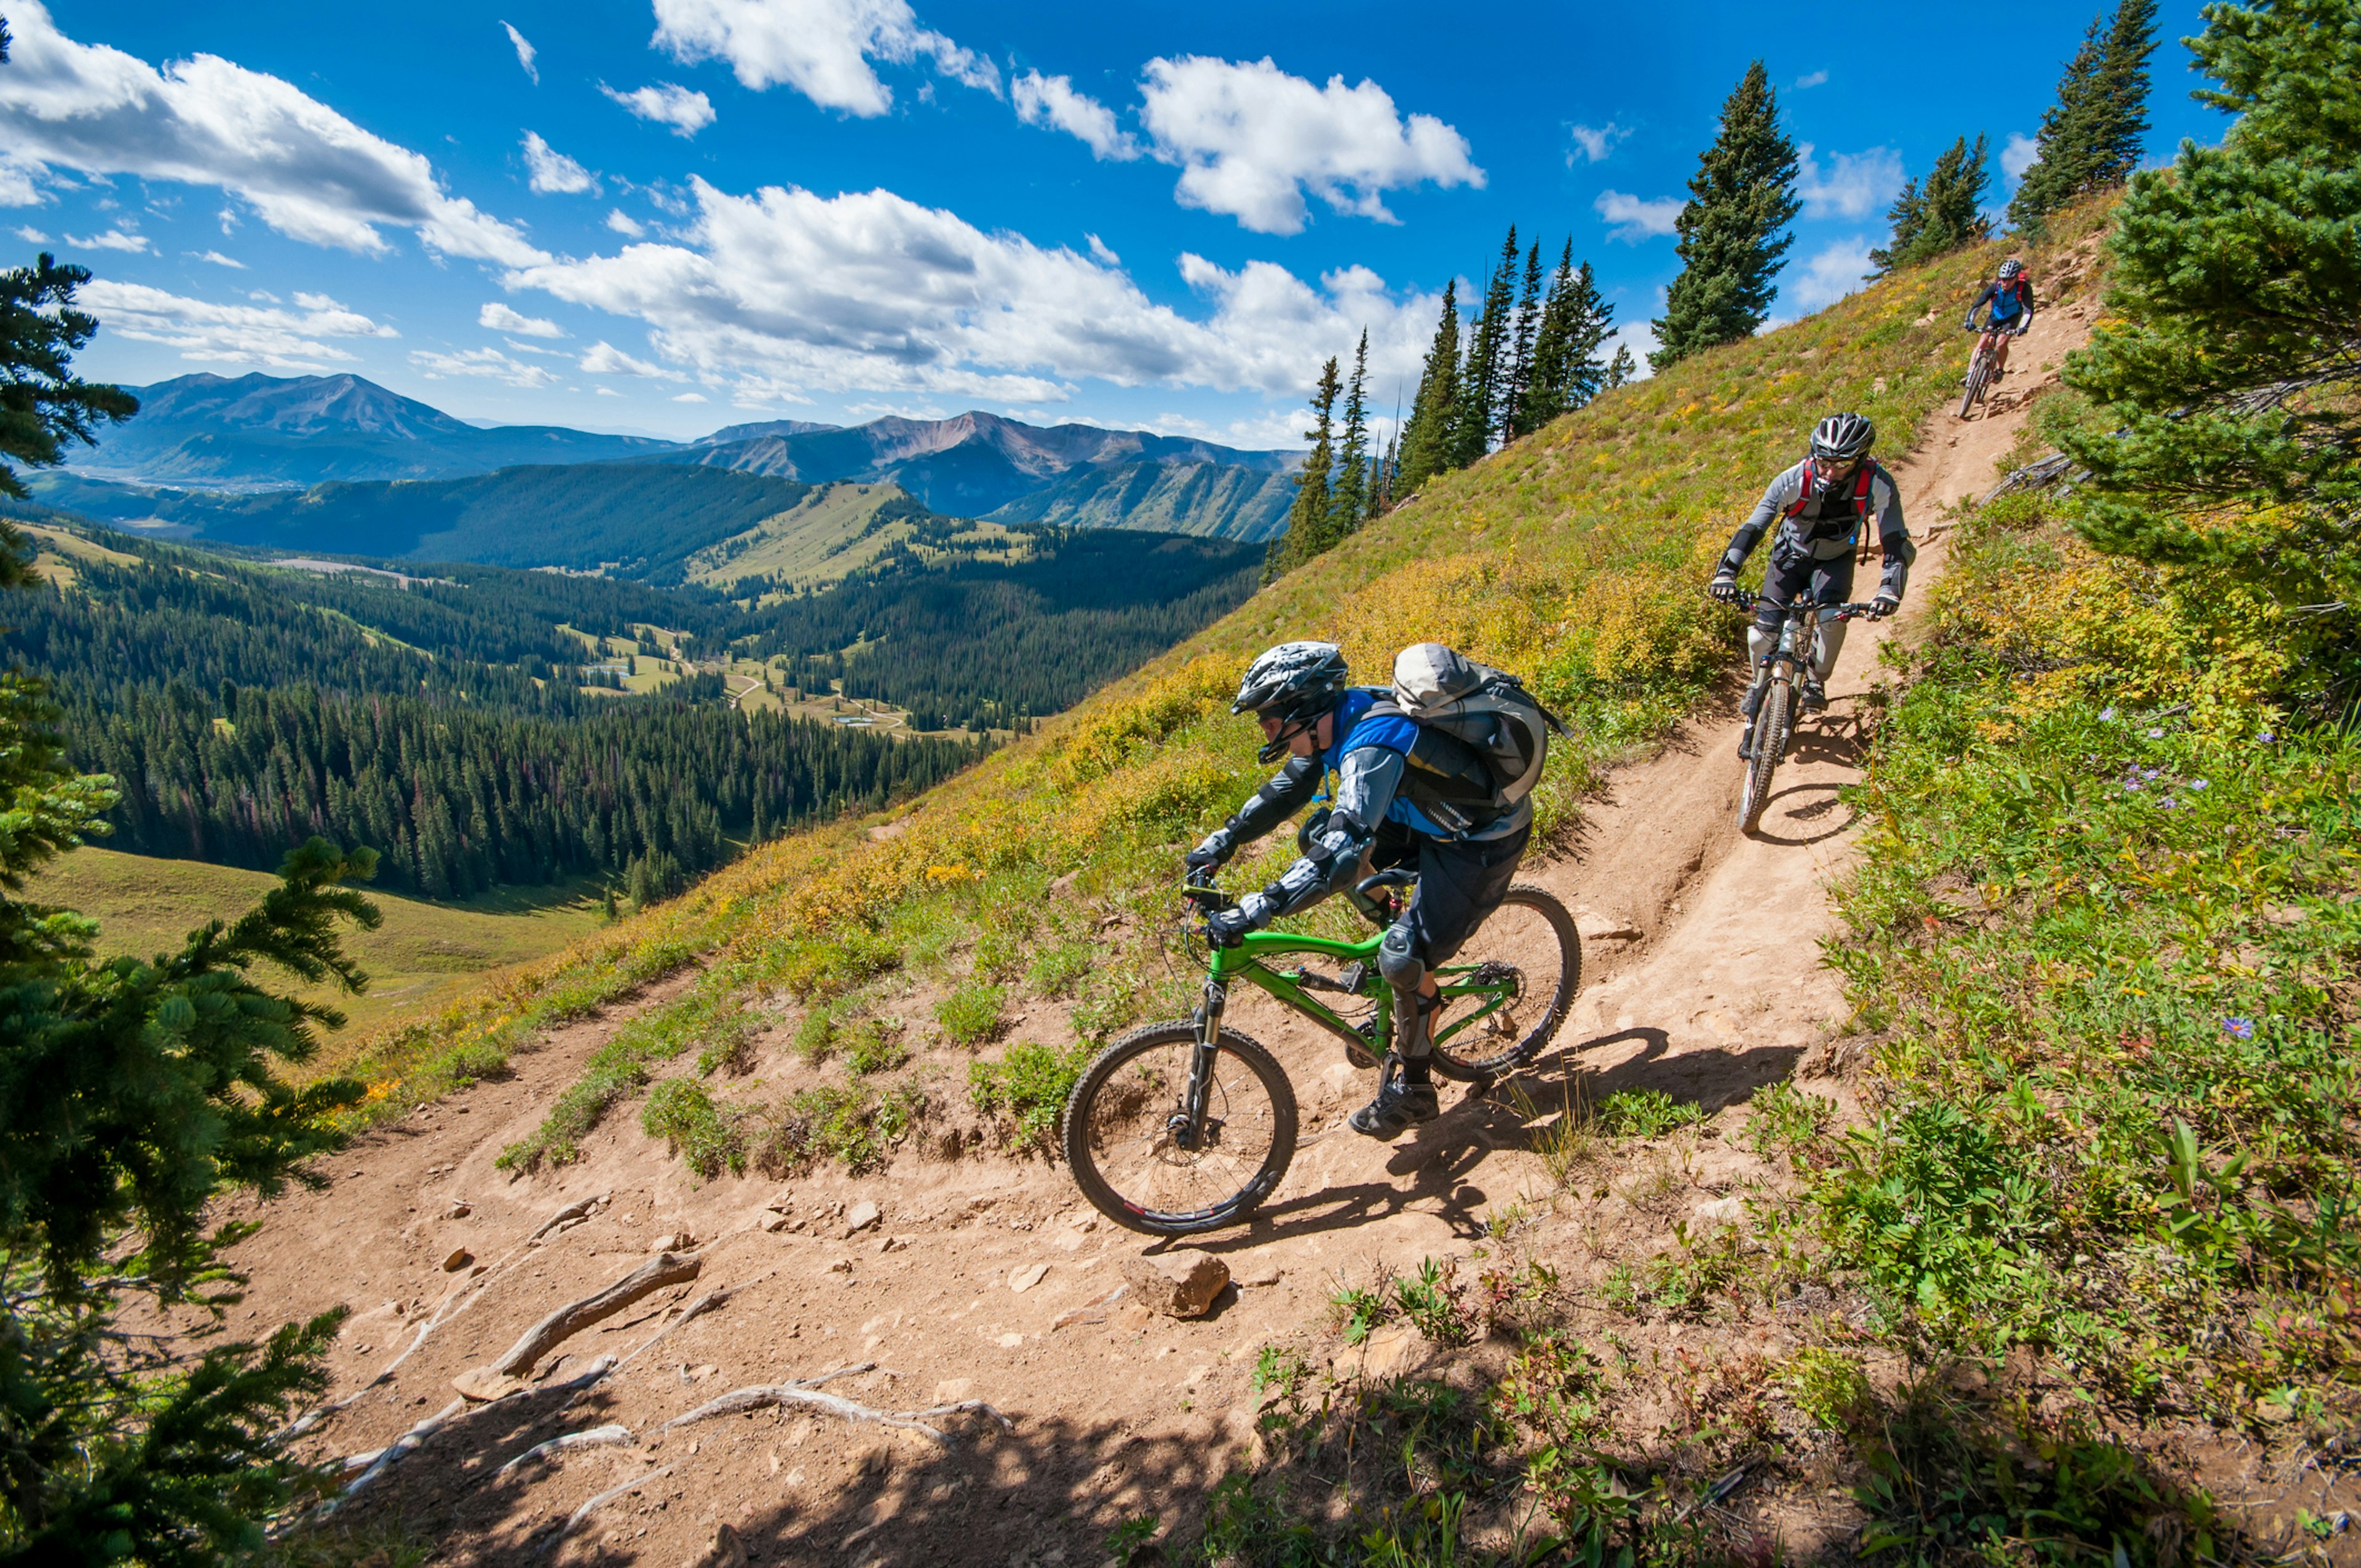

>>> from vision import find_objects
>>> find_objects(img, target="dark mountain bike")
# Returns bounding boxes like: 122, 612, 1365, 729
1733, 589, 1880, 835
1061, 867, 1580, 1236
1960, 325, 2015, 419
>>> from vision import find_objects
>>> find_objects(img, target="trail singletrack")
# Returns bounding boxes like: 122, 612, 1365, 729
221, 299, 2096, 1567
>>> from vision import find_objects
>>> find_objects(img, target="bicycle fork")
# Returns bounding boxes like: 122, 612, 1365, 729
1173, 973, 1230, 1152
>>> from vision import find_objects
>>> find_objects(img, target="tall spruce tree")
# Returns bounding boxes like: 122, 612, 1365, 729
2009, 0, 2156, 229
2058, 0, 2361, 648
1502, 242, 1544, 443
1267, 355, 1341, 578
1453, 227, 1519, 468
1395, 281, 1460, 495
1522, 245, 1615, 433
1605, 344, 1637, 390
1330, 331, 1371, 538
1651, 61, 1800, 370
1871, 135, 1991, 274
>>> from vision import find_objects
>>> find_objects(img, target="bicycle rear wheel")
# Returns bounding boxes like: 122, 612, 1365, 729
1062, 1022, 1297, 1237
1428, 884, 1581, 1082
1739, 680, 1789, 833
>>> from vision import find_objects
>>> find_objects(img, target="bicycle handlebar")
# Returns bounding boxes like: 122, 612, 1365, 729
1730, 589, 1884, 619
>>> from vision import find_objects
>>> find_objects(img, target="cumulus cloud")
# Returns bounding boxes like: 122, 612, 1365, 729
2001, 132, 2040, 183
601, 82, 716, 137
81, 278, 397, 369
522, 131, 598, 195
189, 248, 243, 266
410, 345, 560, 388
1085, 233, 1118, 266
1566, 122, 1629, 165
1012, 71, 1137, 160
673, 391, 708, 402
650, 0, 998, 118
0, 4, 545, 267
480, 300, 564, 337
1793, 69, 1829, 89
504, 176, 1441, 405
1781, 236, 1874, 314
606, 208, 646, 237
66, 225, 152, 252
1797, 143, 1904, 219
580, 339, 683, 379
15, 226, 49, 243
1595, 189, 1682, 242
502, 22, 539, 84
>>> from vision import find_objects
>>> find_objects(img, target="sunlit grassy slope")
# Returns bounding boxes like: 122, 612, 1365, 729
681, 481, 1027, 592
332, 207, 2113, 1152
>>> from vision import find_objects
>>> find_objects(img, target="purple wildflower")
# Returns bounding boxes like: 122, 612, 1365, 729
2189, 780, 2208, 791
2099, 707, 2117, 721
2223, 1017, 2255, 1040
2258, 731, 2276, 743
2148, 728, 2165, 739
2127, 781, 2143, 791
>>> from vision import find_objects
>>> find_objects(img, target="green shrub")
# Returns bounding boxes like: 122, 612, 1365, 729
1745, 1080, 1837, 1159
1593, 1089, 1705, 1138
840, 1016, 910, 1076
777, 928, 901, 1001
936, 980, 1007, 1046
1024, 940, 1092, 998
967, 1040, 1091, 1151
754, 1081, 927, 1174
640, 1078, 745, 1178
793, 1003, 840, 1063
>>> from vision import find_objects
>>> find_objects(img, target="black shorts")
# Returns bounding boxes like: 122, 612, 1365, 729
1370, 817, 1532, 967
1753, 549, 1857, 634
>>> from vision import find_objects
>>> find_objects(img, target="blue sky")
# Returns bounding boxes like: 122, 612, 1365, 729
4, 0, 2221, 449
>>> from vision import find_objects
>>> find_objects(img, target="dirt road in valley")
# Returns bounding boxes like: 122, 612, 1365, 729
221, 297, 2095, 1566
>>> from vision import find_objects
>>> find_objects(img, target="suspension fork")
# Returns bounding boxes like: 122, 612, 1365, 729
1180, 966, 1233, 1144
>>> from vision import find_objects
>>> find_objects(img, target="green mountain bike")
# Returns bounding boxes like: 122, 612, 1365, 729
1061, 867, 1581, 1236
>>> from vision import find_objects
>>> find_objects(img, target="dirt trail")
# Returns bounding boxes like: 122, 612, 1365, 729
229, 304, 2094, 1566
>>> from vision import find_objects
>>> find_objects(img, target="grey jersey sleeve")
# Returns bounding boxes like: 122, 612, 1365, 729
1718, 463, 1808, 576
1250, 746, 1406, 921
1222, 754, 1323, 847
1870, 466, 1915, 601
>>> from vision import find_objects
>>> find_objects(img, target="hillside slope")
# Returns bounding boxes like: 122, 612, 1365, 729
194, 211, 2197, 1564
981, 458, 1296, 541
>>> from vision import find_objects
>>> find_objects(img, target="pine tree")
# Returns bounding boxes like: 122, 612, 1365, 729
1267, 355, 1341, 577
1453, 227, 1519, 467
1501, 242, 1544, 443
2010, 0, 2154, 229
1395, 281, 1460, 495
2089, 0, 2159, 184
1605, 344, 1637, 390
1651, 61, 1800, 371
1330, 331, 1371, 538
1871, 135, 1991, 274
1525, 245, 1617, 432
2058, 0, 2361, 637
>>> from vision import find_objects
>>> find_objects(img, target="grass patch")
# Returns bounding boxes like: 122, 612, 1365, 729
935, 980, 1007, 1046
967, 1040, 1091, 1152
640, 1078, 745, 1179
1592, 1089, 1706, 1138
753, 1080, 927, 1175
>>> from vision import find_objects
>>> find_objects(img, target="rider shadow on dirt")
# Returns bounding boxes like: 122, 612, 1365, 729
1493, 1025, 1805, 1131
320, 1376, 1242, 1567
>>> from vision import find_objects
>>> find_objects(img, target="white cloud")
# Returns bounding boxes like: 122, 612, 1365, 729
480, 300, 564, 337
580, 339, 684, 379
1133, 57, 1481, 235
601, 82, 716, 138
66, 225, 152, 252
503, 338, 570, 355
2002, 132, 2040, 183
1782, 235, 1874, 313
505, 176, 1442, 405
605, 208, 646, 237
672, 391, 709, 403
1797, 143, 1905, 219
1595, 189, 1682, 242
15, 226, 49, 242
1602, 312, 1659, 382
501, 22, 539, 85
595, 385, 622, 396
521, 131, 598, 195
1085, 232, 1119, 266
1013, 71, 1139, 160
188, 248, 243, 267
650, 0, 998, 118
0, 3, 546, 267
80, 278, 397, 369
1793, 69, 1829, 89
1566, 122, 1629, 165
413, 345, 559, 387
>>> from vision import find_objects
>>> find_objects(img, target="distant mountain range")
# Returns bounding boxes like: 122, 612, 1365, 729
65, 373, 1299, 541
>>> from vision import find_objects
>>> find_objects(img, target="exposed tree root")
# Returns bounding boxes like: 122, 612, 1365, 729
543, 1462, 680, 1554
323, 1397, 464, 1513
456, 1252, 700, 1400
495, 1422, 636, 1479
660, 1366, 1012, 1449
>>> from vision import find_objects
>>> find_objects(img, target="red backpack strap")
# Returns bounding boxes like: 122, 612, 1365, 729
1783, 459, 1818, 519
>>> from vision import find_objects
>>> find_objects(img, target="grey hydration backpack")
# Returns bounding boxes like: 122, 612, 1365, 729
1377, 643, 1570, 831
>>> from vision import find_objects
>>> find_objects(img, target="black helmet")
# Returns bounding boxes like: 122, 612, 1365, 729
1998, 258, 2025, 280
1809, 412, 1875, 463
1234, 641, 1348, 761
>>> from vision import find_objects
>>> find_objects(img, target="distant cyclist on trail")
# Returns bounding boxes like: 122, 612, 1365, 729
1185, 641, 1544, 1141
1709, 412, 1914, 757
1963, 258, 2037, 379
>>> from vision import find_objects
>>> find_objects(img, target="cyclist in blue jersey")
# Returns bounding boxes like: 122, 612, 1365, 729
1184, 642, 1531, 1140
1963, 258, 2038, 379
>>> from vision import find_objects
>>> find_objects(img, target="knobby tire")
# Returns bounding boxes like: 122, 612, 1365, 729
1959, 347, 1989, 420
1062, 1022, 1297, 1237
1740, 680, 1789, 834
1426, 883, 1581, 1082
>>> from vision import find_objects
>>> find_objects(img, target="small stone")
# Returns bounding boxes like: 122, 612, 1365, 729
1575, 911, 1643, 942
765, 1191, 794, 1213
1010, 1263, 1048, 1293
997, 1333, 1024, 1348
1234, 1259, 1283, 1288
1118, 1249, 1229, 1318
1115, 1305, 1152, 1332
844, 1199, 882, 1236
2255, 1398, 2295, 1424
1052, 1306, 1107, 1330
876, 1235, 898, 1255
824, 1256, 854, 1275
441, 1248, 473, 1272
1359, 1324, 1423, 1379
651, 1231, 694, 1253
1690, 1196, 1747, 1228
446, 1200, 472, 1219
934, 1377, 975, 1403
761, 1213, 792, 1232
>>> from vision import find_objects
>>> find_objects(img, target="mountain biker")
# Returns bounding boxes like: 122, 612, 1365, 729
1184, 641, 1532, 1140
1963, 258, 2037, 378
1707, 412, 1913, 756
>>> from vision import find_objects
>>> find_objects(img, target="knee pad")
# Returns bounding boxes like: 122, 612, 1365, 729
1813, 620, 1849, 681
1377, 923, 1425, 993
1746, 624, 1774, 664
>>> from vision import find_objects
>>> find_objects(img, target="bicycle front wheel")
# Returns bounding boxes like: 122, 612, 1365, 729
1062, 1022, 1297, 1237
1428, 884, 1581, 1081
1740, 679, 1789, 833
1959, 349, 1988, 419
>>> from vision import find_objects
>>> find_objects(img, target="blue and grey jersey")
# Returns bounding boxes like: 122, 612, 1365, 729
1718, 460, 1913, 602
1206, 688, 1530, 926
